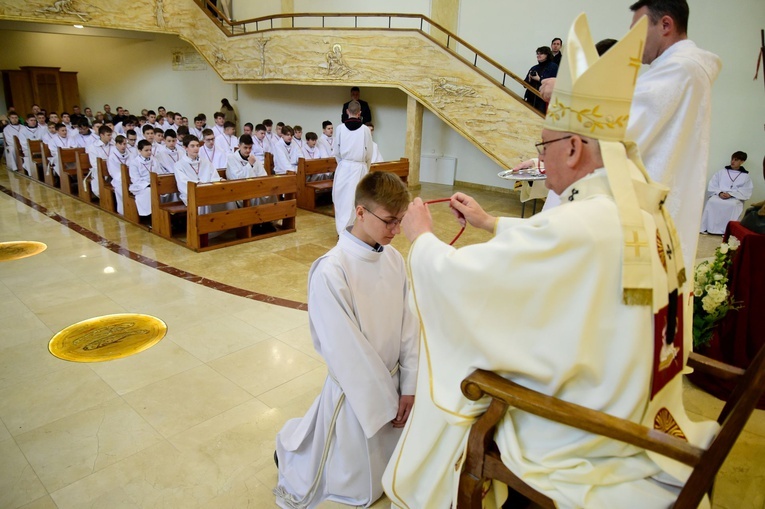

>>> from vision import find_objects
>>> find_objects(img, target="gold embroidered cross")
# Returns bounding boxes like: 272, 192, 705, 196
629, 41, 644, 85
626, 230, 648, 257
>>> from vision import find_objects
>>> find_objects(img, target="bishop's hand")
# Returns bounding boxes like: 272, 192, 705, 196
402, 198, 434, 243
450, 192, 495, 232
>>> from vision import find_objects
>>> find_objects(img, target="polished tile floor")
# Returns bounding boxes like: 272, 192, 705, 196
0, 167, 762, 508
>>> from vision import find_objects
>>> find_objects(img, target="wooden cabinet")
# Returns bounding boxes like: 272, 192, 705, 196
2, 66, 80, 116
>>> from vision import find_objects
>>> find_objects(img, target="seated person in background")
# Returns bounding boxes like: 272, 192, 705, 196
42, 121, 57, 145
263, 118, 276, 153
211, 111, 226, 138
226, 134, 266, 180
275, 171, 418, 509
292, 125, 304, 153
242, 122, 254, 137
35, 113, 48, 137
128, 140, 158, 219
175, 126, 189, 155
87, 125, 115, 198
61, 112, 74, 134
700, 150, 753, 234
190, 115, 204, 139
84, 107, 95, 126
3, 111, 22, 171
140, 125, 157, 155
154, 129, 165, 149
368, 123, 384, 163
20, 114, 43, 176
251, 123, 269, 165
67, 119, 97, 149
523, 46, 559, 113
215, 121, 239, 153
174, 134, 222, 207
301, 132, 321, 160
146, 110, 159, 129
272, 125, 299, 175
47, 122, 73, 176
155, 130, 182, 174
135, 117, 148, 141
199, 128, 228, 170
317, 120, 334, 158
107, 134, 132, 214
126, 129, 139, 160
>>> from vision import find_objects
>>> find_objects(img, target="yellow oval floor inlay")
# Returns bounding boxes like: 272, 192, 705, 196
0, 241, 47, 262
49, 314, 168, 362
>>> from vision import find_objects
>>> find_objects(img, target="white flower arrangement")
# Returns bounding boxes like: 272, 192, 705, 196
692, 236, 740, 348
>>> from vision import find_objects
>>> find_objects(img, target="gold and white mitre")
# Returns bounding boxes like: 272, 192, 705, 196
545, 14, 677, 307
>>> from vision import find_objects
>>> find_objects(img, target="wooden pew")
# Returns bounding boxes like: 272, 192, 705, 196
295, 157, 337, 211
120, 164, 140, 224
150, 172, 187, 239
371, 157, 410, 184
186, 174, 297, 251
27, 140, 44, 181
58, 147, 86, 196
96, 159, 117, 213
41, 143, 56, 187
264, 152, 274, 175
75, 152, 95, 202
12, 136, 25, 174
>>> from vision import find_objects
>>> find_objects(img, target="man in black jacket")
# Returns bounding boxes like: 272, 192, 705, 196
341, 87, 372, 124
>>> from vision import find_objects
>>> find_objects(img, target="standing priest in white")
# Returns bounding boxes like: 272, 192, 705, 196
383, 14, 718, 509
332, 101, 372, 235
275, 172, 418, 509
700, 151, 753, 234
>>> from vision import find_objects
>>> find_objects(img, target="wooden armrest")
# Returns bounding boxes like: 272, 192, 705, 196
686, 352, 745, 381
461, 369, 704, 467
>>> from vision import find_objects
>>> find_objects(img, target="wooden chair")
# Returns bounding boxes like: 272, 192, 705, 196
58, 147, 86, 196
75, 152, 95, 202
295, 157, 337, 211
27, 139, 44, 181
96, 159, 117, 213
370, 157, 410, 184
457, 348, 765, 509
150, 172, 186, 239
120, 163, 140, 224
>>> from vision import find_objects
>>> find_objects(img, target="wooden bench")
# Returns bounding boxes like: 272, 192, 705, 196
120, 163, 140, 224
75, 152, 95, 202
26, 139, 45, 181
187, 174, 297, 251
264, 152, 274, 175
296, 157, 337, 211
13, 136, 25, 175
150, 172, 187, 239
40, 143, 55, 187
96, 158, 117, 214
58, 147, 86, 196
371, 157, 409, 184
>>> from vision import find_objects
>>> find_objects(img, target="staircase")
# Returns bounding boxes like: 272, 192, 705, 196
1, 0, 544, 170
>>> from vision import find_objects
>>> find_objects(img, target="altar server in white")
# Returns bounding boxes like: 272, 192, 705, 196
384, 15, 718, 509
317, 121, 334, 158
155, 130, 182, 174
47, 123, 73, 177
86, 125, 114, 198
174, 135, 221, 207
20, 114, 42, 176
275, 171, 418, 509
128, 140, 157, 217
700, 151, 753, 234
272, 125, 300, 175
331, 102, 372, 234
3, 112, 22, 171
538, 0, 720, 271
199, 129, 228, 171
107, 135, 132, 215
226, 134, 266, 180
368, 123, 384, 164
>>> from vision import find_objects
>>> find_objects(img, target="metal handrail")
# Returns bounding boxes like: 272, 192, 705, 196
194, 0, 545, 108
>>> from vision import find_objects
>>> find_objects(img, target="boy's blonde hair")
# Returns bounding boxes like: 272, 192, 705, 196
355, 172, 410, 215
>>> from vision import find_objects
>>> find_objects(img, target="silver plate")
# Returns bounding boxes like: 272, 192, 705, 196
498, 169, 547, 181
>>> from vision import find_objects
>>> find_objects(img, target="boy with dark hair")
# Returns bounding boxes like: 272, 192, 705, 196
86, 124, 114, 197
251, 123, 269, 164
20, 113, 42, 176
155, 129, 181, 173
174, 134, 222, 206
317, 120, 334, 158
200, 128, 227, 169
212, 111, 226, 138
302, 132, 321, 160
215, 121, 238, 153
3, 111, 22, 171
128, 139, 157, 218
275, 171, 418, 509
272, 125, 298, 175
262, 118, 276, 153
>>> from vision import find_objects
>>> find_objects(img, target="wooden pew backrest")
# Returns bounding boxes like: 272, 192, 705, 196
296, 157, 337, 211
370, 157, 410, 184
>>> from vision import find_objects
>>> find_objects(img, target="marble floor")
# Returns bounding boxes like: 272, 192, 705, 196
0, 167, 762, 508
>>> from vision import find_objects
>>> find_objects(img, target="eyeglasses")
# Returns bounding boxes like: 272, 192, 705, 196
534, 135, 588, 155
363, 207, 403, 230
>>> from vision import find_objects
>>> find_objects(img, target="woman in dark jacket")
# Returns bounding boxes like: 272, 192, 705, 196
523, 46, 559, 114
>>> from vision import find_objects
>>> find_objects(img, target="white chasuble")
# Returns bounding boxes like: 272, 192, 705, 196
275, 231, 418, 509
383, 171, 718, 509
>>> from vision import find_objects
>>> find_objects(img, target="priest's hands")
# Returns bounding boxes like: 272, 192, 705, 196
450, 193, 495, 232
402, 198, 434, 243
392, 395, 414, 428
540, 77, 557, 102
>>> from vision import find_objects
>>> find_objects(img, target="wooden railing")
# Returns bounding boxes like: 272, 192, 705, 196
193, 1, 544, 112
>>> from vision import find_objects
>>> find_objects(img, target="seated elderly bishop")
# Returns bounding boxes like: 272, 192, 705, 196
382, 13, 719, 509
